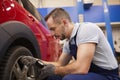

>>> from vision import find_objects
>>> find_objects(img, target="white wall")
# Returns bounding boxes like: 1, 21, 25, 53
113, 27, 120, 52
108, 0, 120, 5
41, 0, 76, 8
30, 0, 120, 8
92, 0, 120, 6
30, 0, 76, 8
29, 0, 40, 8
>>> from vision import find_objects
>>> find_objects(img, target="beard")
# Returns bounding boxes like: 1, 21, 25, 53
60, 26, 66, 40
54, 33, 66, 40
60, 34, 66, 40
54, 25, 67, 40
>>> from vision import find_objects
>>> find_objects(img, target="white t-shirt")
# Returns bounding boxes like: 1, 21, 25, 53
62, 22, 118, 70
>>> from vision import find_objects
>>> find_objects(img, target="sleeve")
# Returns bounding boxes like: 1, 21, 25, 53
76, 23, 99, 46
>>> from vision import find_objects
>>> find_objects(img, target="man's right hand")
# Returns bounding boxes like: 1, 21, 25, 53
20, 56, 39, 66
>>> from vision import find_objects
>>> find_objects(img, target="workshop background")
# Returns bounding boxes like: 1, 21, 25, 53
30, 0, 120, 62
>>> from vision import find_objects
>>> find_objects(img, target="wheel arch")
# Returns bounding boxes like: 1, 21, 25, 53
0, 21, 41, 63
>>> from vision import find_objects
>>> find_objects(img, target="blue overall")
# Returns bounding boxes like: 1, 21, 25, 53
47, 28, 120, 80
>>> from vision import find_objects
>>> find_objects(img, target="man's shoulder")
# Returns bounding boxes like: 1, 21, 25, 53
80, 22, 97, 26
79, 22, 100, 31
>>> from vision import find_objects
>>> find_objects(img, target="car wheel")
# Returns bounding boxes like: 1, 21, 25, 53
0, 46, 36, 80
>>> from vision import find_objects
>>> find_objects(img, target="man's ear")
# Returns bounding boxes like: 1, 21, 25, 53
62, 19, 68, 25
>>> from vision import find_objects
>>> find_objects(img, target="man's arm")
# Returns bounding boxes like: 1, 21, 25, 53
42, 53, 72, 67
54, 43, 96, 76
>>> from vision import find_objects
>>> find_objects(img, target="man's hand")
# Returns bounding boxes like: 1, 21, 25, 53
21, 56, 55, 79
38, 64, 55, 80
20, 56, 39, 66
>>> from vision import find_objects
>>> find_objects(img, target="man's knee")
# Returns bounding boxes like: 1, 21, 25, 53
62, 74, 75, 80
47, 75, 62, 80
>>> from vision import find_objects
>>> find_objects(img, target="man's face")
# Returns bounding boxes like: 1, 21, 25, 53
46, 17, 66, 40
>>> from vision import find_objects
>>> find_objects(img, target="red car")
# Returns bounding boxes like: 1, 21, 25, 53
0, 0, 61, 80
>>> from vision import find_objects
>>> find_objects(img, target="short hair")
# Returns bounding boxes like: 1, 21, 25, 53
45, 8, 72, 24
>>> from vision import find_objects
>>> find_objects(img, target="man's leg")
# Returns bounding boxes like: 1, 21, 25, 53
47, 75, 62, 80
62, 72, 108, 80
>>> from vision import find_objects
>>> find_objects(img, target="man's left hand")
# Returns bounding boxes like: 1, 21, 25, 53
38, 64, 55, 80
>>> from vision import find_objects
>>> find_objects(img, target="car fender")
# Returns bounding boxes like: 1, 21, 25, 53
0, 21, 40, 63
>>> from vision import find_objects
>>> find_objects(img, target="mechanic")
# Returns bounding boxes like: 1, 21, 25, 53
21, 8, 120, 80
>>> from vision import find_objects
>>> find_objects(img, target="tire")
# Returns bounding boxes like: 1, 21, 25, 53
0, 46, 36, 80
